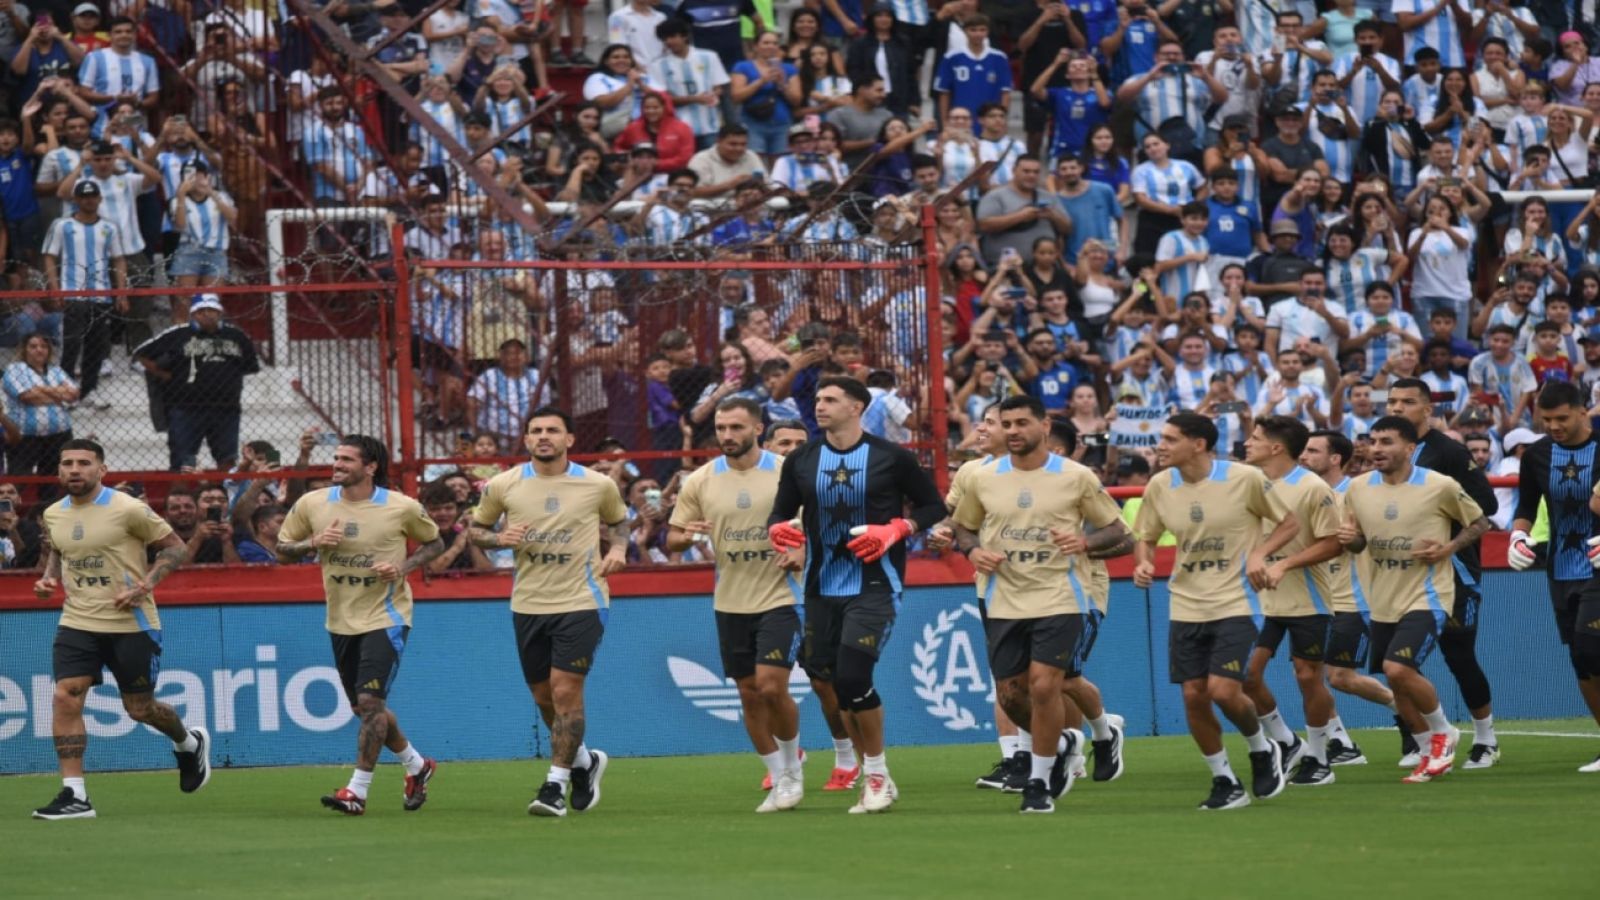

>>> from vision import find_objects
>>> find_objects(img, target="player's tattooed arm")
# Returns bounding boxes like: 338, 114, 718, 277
275, 537, 314, 561
400, 537, 447, 575
1444, 515, 1492, 558
470, 521, 527, 549
144, 533, 187, 587
1085, 521, 1135, 559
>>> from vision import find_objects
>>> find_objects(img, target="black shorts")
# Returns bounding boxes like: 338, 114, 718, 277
1169, 616, 1258, 684
1444, 584, 1480, 635
330, 627, 408, 704
716, 606, 803, 680
409, 333, 464, 378
1369, 610, 1446, 673
1574, 593, 1600, 678
1023, 93, 1050, 135
986, 610, 1103, 680
1550, 579, 1588, 645
801, 590, 900, 682
513, 610, 604, 683
6, 212, 44, 263
1255, 614, 1331, 662
1324, 611, 1371, 670
52, 626, 161, 694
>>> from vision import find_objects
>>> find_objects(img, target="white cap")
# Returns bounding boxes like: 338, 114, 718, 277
190, 293, 224, 315
1502, 427, 1539, 453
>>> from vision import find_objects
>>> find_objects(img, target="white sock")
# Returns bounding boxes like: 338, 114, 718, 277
395, 742, 425, 777
1030, 753, 1054, 783
760, 750, 784, 780
1412, 731, 1432, 751
1203, 750, 1235, 781
1086, 714, 1113, 741
1259, 709, 1295, 743
1306, 725, 1328, 764
862, 753, 888, 776
777, 735, 801, 770
833, 738, 857, 770
1244, 727, 1270, 753
346, 768, 373, 800
1472, 714, 1496, 745
999, 735, 1024, 756
1422, 706, 1451, 735
573, 744, 594, 770
1326, 715, 1348, 741
1017, 727, 1033, 748
63, 777, 86, 801
174, 731, 198, 753
547, 765, 572, 785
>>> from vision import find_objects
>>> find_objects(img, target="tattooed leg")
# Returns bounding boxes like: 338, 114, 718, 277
52, 678, 93, 779
122, 692, 192, 743
383, 708, 409, 754
548, 671, 588, 768
353, 695, 390, 772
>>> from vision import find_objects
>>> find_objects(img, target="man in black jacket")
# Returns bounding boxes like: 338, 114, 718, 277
845, 4, 920, 118
134, 293, 261, 471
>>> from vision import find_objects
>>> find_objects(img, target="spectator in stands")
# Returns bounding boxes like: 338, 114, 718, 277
842, 5, 916, 116
183, 20, 270, 130
731, 304, 785, 364
2, 333, 76, 474
1259, 103, 1326, 215
77, 16, 158, 112
234, 504, 286, 564
826, 75, 891, 170
66, 3, 107, 52
134, 294, 261, 471
419, 480, 494, 572
1118, 39, 1226, 153
43, 180, 125, 410
608, 0, 665, 67
1257, 345, 1332, 429
690, 340, 765, 428
615, 91, 694, 171
424, 0, 471, 70
650, 18, 730, 152
675, 0, 762, 73
168, 160, 236, 319
1246, 218, 1316, 304
0, 481, 43, 570
975, 154, 1070, 267
634, 169, 707, 244
791, 42, 850, 120
626, 475, 674, 564
33, 107, 91, 224
933, 14, 1011, 127
466, 337, 550, 451
303, 87, 374, 207
687, 124, 766, 197
1550, 29, 1600, 104
1266, 268, 1350, 351
10, 15, 83, 103
464, 228, 539, 371
1470, 323, 1539, 429
163, 487, 238, 564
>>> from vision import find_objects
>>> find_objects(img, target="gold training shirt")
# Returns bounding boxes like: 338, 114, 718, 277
1345, 466, 1484, 624
1259, 466, 1349, 618
279, 486, 441, 635
946, 455, 994, 595
473, 461, 629, 615
1330, 476, 1370, 617
951, 453, 1124, 619
670, 451, 800, 614
44, 487, 173, 634
1132, 460, 1288, 623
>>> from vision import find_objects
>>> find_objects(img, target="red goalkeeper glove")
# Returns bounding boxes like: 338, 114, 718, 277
769, 518, 806, 551
847, 518, 916, 563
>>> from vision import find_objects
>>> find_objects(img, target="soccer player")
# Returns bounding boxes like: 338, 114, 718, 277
666, 398, 806, 813
768, 376, 944, 814
469, 407, 628, 817
1385, 378, 1499, 766
1341, 416, 1488, 783
1299, 430, 1402, 766
1240, 416, 1346, 787
276, 435, 446, 816
1131, 412, 1303, 811
31, 439, 209, 820
951, 396, 1131, 814
1505, 381, 1600, 771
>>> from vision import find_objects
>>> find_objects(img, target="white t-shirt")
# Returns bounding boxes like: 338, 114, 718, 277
1407, 224, 1475, 298
1266, 298, 1349, 351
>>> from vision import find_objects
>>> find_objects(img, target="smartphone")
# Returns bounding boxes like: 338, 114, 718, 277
1003, 287, 1029, 300
1375, 316, 1389, 327
206, 506, 223, 523
1431, 390, 1457, 403
1475, 391, 1501, 407
1081, 433, 1110, 448
264, 448, 281, 465
1217, 401, 1248, 414
1368, 389, 1388, 405
643, 488, 663, 508
0, 498, 12, 514
315, 431, 340, 446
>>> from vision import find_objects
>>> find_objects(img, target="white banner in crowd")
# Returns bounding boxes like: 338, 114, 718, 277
1111, 405, 1165, 448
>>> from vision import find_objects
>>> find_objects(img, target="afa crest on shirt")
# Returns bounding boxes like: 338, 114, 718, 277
344, 521, 360, 538
1189, 502, 1204, 523
1017, 488, 1033, 509
545, 495, 561, 513
71, 521, 84, 541
736, 490, 751, 510
1384, 502, 1399, 520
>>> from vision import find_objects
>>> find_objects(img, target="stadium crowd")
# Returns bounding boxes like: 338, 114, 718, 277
7, 0, 1600, 567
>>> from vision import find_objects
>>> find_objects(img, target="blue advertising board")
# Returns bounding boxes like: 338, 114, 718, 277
0, 573, 1584, 773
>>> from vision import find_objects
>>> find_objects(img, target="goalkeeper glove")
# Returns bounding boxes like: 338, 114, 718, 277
847, 518, 916, 563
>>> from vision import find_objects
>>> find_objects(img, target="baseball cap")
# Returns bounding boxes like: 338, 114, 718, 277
1502, 427, 1539, 453
89, 140, 116, 156
629, 142, 658, 156
73, 3, 101, 15
1580, 325, 1600, 344
1222, 113, 1251, 131
181, 159, 211, 176
72, 180, 101, 198
789, 123, 816, 137
1270, 219, 1300, 237
190, 293, 224, 315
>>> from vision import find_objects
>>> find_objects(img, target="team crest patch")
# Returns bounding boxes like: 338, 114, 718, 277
1189, 502, 1204, 523
344, 522, 360, 538
545, 495, 560, 513
1384, 502, 1398, 521
71, 522, 83, 541
736, 490, 751, 509
1017, 488, 1033, 509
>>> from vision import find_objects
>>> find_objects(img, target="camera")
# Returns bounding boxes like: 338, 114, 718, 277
315, 431, 340, 446
1081, 433, 1109, 448
206, 507, 223, 523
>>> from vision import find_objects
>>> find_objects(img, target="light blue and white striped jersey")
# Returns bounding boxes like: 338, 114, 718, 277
62, 171, 149, 255
1473, 6, 1537, 58
469, 366, 550, 440
864, 385, 914, 442
1155, 230, 1208, 300
42, 216, 127, 301
485, 96, 532, 142
769, 154, 841, 193
1222, 349, 1273, 403
784, 215, 858, 243
1214, 411, 1242, 456
939, 139, 979, 198
1392, 0, 1470, 67
1325, 247, 1391, 313
302, 120, 373, 201
642, 205, 708, 245
173, 191, 232, 252
1348, 308, 1420, 376
1340, 410, 1380, 440
2, 363, 75, 436
1226, 152, 1262, 219
1236, 0, 1315, 57
1106, 321, 1153, 363
978, 136, 1023, 188
1401, 72, 1442, 123
154, 149, 204, 231
1116, 370, 1169, 407
416, 271, 467, 348
650, 49, 730, 136
1504, 226, 1567, 305
880, 287, 927, 361
1134, 74, 1212, 140
1307, 104, 1360, 182
415, 99, 466, 167
1482, 303, 1539, 353
1468, 351, 1537, 419
1167, 363, 1215, 410
1421, 369, 1469, 415
1331, 52, 1401, 125
1131, 158, 1203, 206
1262, 42, 1327, 106
887, 0, 930, 27
1375, 122, 1420, 192
474, 0, 530, 59
1506, 112, 1547, 167
35, 146, 84, 192
78, 47, 160, 99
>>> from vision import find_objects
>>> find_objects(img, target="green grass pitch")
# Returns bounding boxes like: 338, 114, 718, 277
3, 722, 1597, 899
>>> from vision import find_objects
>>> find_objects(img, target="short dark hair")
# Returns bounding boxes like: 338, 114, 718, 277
1353, 20, 1382, 36
106, 15, 135, 30
655, 18, 689, 40
1424, 338, 1454, 357
666, 167, 699, 185
1534, 319, 1562, 336
61, 438, 105, 461
1256, 415, 1310, 458
1309, 429, 1353, 468
998, 394, 1047, 420
1389, 376, 1430, 399
1429, 306, 1457, 321
865, 368, 896, 389
1369, 415, 1418, 443
758, 357, 790, 377
715, 396, 764, 420
910, 153, 939, 172
1486, 323, 1519, 339
340, 435, 391, 487
1167, 411, 1218, 451
1180, 201, 1208, 218
1208, 167, 1238, 183
252, 503, 287, 531
817, 375, 871, 406
1538, 379, 1586, 410
1049, 419, 1078, 455
527, 405, 574, 433
718, 123, 750, 140
767, 418, 807, 436
420, 481, 457, 508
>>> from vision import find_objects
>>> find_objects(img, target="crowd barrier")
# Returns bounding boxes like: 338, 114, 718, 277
0, 563, 1582, 774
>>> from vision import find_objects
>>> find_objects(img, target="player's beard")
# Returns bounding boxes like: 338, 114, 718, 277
1008, 435, 1042, 457
531, 446, 564, 463
720, 437, 755, 459
63, 477, 99, 497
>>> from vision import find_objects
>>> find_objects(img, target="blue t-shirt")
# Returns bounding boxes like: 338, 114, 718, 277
1058, 181, 1120, 259
1110, 20, 1159, 83
819, 0, 864, 38
1085, 155, 1130, 193
0, 150, 40, 222
1206, 197, 1259, 259
1046, 86, 1110, 158
675, 0, 758, 69
934, 49, 1013, 129
1031, 360, 1080, 411
732, 60, 798, 125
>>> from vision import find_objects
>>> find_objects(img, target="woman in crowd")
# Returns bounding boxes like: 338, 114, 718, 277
544, 102, 608, 182
2, 334, 77, 476
1408, 194, 1476, 337
791, 42, 851, 118
613, 91, 694, 172
1083, 123, 1131, 206
690, 341, 766, 426
731, 30, 797, 162
211, 77, 271, 244
784, 9, 842, 73
585, 44, 653, 140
